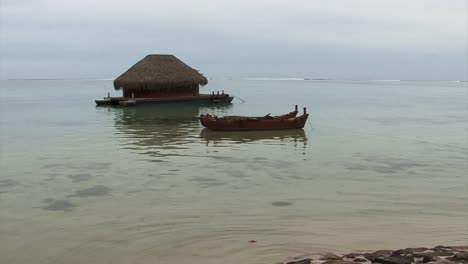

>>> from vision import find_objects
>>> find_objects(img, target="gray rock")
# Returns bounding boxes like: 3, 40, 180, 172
413, 251, 454, 258
322, 261, 356, 264
277, 245, 468, 264
438, 261, 457, 264
452, 252, 468, 262
451, 246, 468, 250
320, 253, 343, 260
345, 253, 363, 259
434, 246, 449, 250
364, 250, 393, 262
392, 248, 428, 256
422, 256, 435, 263
373, 256, 414, 264
285, 258, 311, 264
355, 257, 368, 262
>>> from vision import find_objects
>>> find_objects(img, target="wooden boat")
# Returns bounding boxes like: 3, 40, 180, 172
199, 106, 309, 131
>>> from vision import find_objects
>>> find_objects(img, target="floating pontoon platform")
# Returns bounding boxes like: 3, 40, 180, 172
95, 94, 234, 106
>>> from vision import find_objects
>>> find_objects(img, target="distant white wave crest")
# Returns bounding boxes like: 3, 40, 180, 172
241, 77, 307, 81
368, 79, 401, 82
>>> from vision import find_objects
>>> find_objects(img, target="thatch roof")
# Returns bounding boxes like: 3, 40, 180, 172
114, 55, 208, 91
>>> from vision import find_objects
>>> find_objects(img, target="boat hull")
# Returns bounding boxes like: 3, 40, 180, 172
199, 113, 309, 131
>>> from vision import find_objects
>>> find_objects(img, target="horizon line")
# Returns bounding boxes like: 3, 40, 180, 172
1, 77, 466, 82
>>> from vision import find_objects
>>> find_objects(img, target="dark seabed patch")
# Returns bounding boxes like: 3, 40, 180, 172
191, 177, 225, 188
41, 199, 76, 211
68, 185, 112, 197
252, 157, 268, 162
448, 155, 467, 161
42, 162, 111, 171
269, 160, 294, 169
42, 198, 55, 203
54, 120, 87, 127
68, 173, 92, 183
0, 179, 19, 193
42, 163, 67, 169
366, 116, 453, 126
347, 154, 427, 174
209, 156, 245, 163
154, 173, 176, 177
148, 159, 165, 163
83, 162, 111, 171
346, 165, 368, 171
272, 201, 293, 207
226, 169, 248, 178
0, 179, 19, 188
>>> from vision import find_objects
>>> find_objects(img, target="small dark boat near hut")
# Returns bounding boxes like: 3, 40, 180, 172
199, 105, 309, 131
96, 54, 233, 106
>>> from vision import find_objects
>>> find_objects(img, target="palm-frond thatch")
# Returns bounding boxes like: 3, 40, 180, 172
113, 55, 208, 92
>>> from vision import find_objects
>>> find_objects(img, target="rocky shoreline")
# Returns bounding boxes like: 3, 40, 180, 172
278, 246, 468, 264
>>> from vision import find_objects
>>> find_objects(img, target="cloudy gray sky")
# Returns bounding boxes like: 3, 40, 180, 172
2, 0, 467, 80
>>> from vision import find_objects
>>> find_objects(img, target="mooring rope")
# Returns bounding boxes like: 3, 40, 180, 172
235, 96, 246, 103
307, 118, 314, 131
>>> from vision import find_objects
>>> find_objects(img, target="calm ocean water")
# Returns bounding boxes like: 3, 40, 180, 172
0, 79, 467, 264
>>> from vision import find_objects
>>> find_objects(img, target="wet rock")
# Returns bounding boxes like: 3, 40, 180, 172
422, 256, 435, 263
364, 250, 392, 262
413, 251, 455, 258
322, 260, 356, 264
355, 257, 368, 262
292, 254, 313, 260
452, 246, 468, 250
373, 256, 414, 264
285, 258, 311, 264
277, 245, 468, 264
345, 253, 363, 259
408, 247, 428, 253
452, 252, 468, 262
434, 246, 449, 250
392, 248, 428, 256
320, 253, 343, 260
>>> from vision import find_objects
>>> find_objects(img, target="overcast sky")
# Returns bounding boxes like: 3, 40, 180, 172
1, 0, 467, 80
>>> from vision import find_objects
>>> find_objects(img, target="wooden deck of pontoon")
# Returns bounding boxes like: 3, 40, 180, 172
95, 94, 234, 106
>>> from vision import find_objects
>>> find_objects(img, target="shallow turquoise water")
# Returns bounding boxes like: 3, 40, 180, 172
0, 79, 467, 264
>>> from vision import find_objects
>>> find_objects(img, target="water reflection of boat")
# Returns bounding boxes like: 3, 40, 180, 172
200, 128, 307, 146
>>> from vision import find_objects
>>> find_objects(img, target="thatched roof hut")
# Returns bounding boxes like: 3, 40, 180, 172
114, 55, 208, 98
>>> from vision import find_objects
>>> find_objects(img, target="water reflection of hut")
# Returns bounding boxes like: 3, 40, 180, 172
96, 55, 233, 106
107, 104, 233, 159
